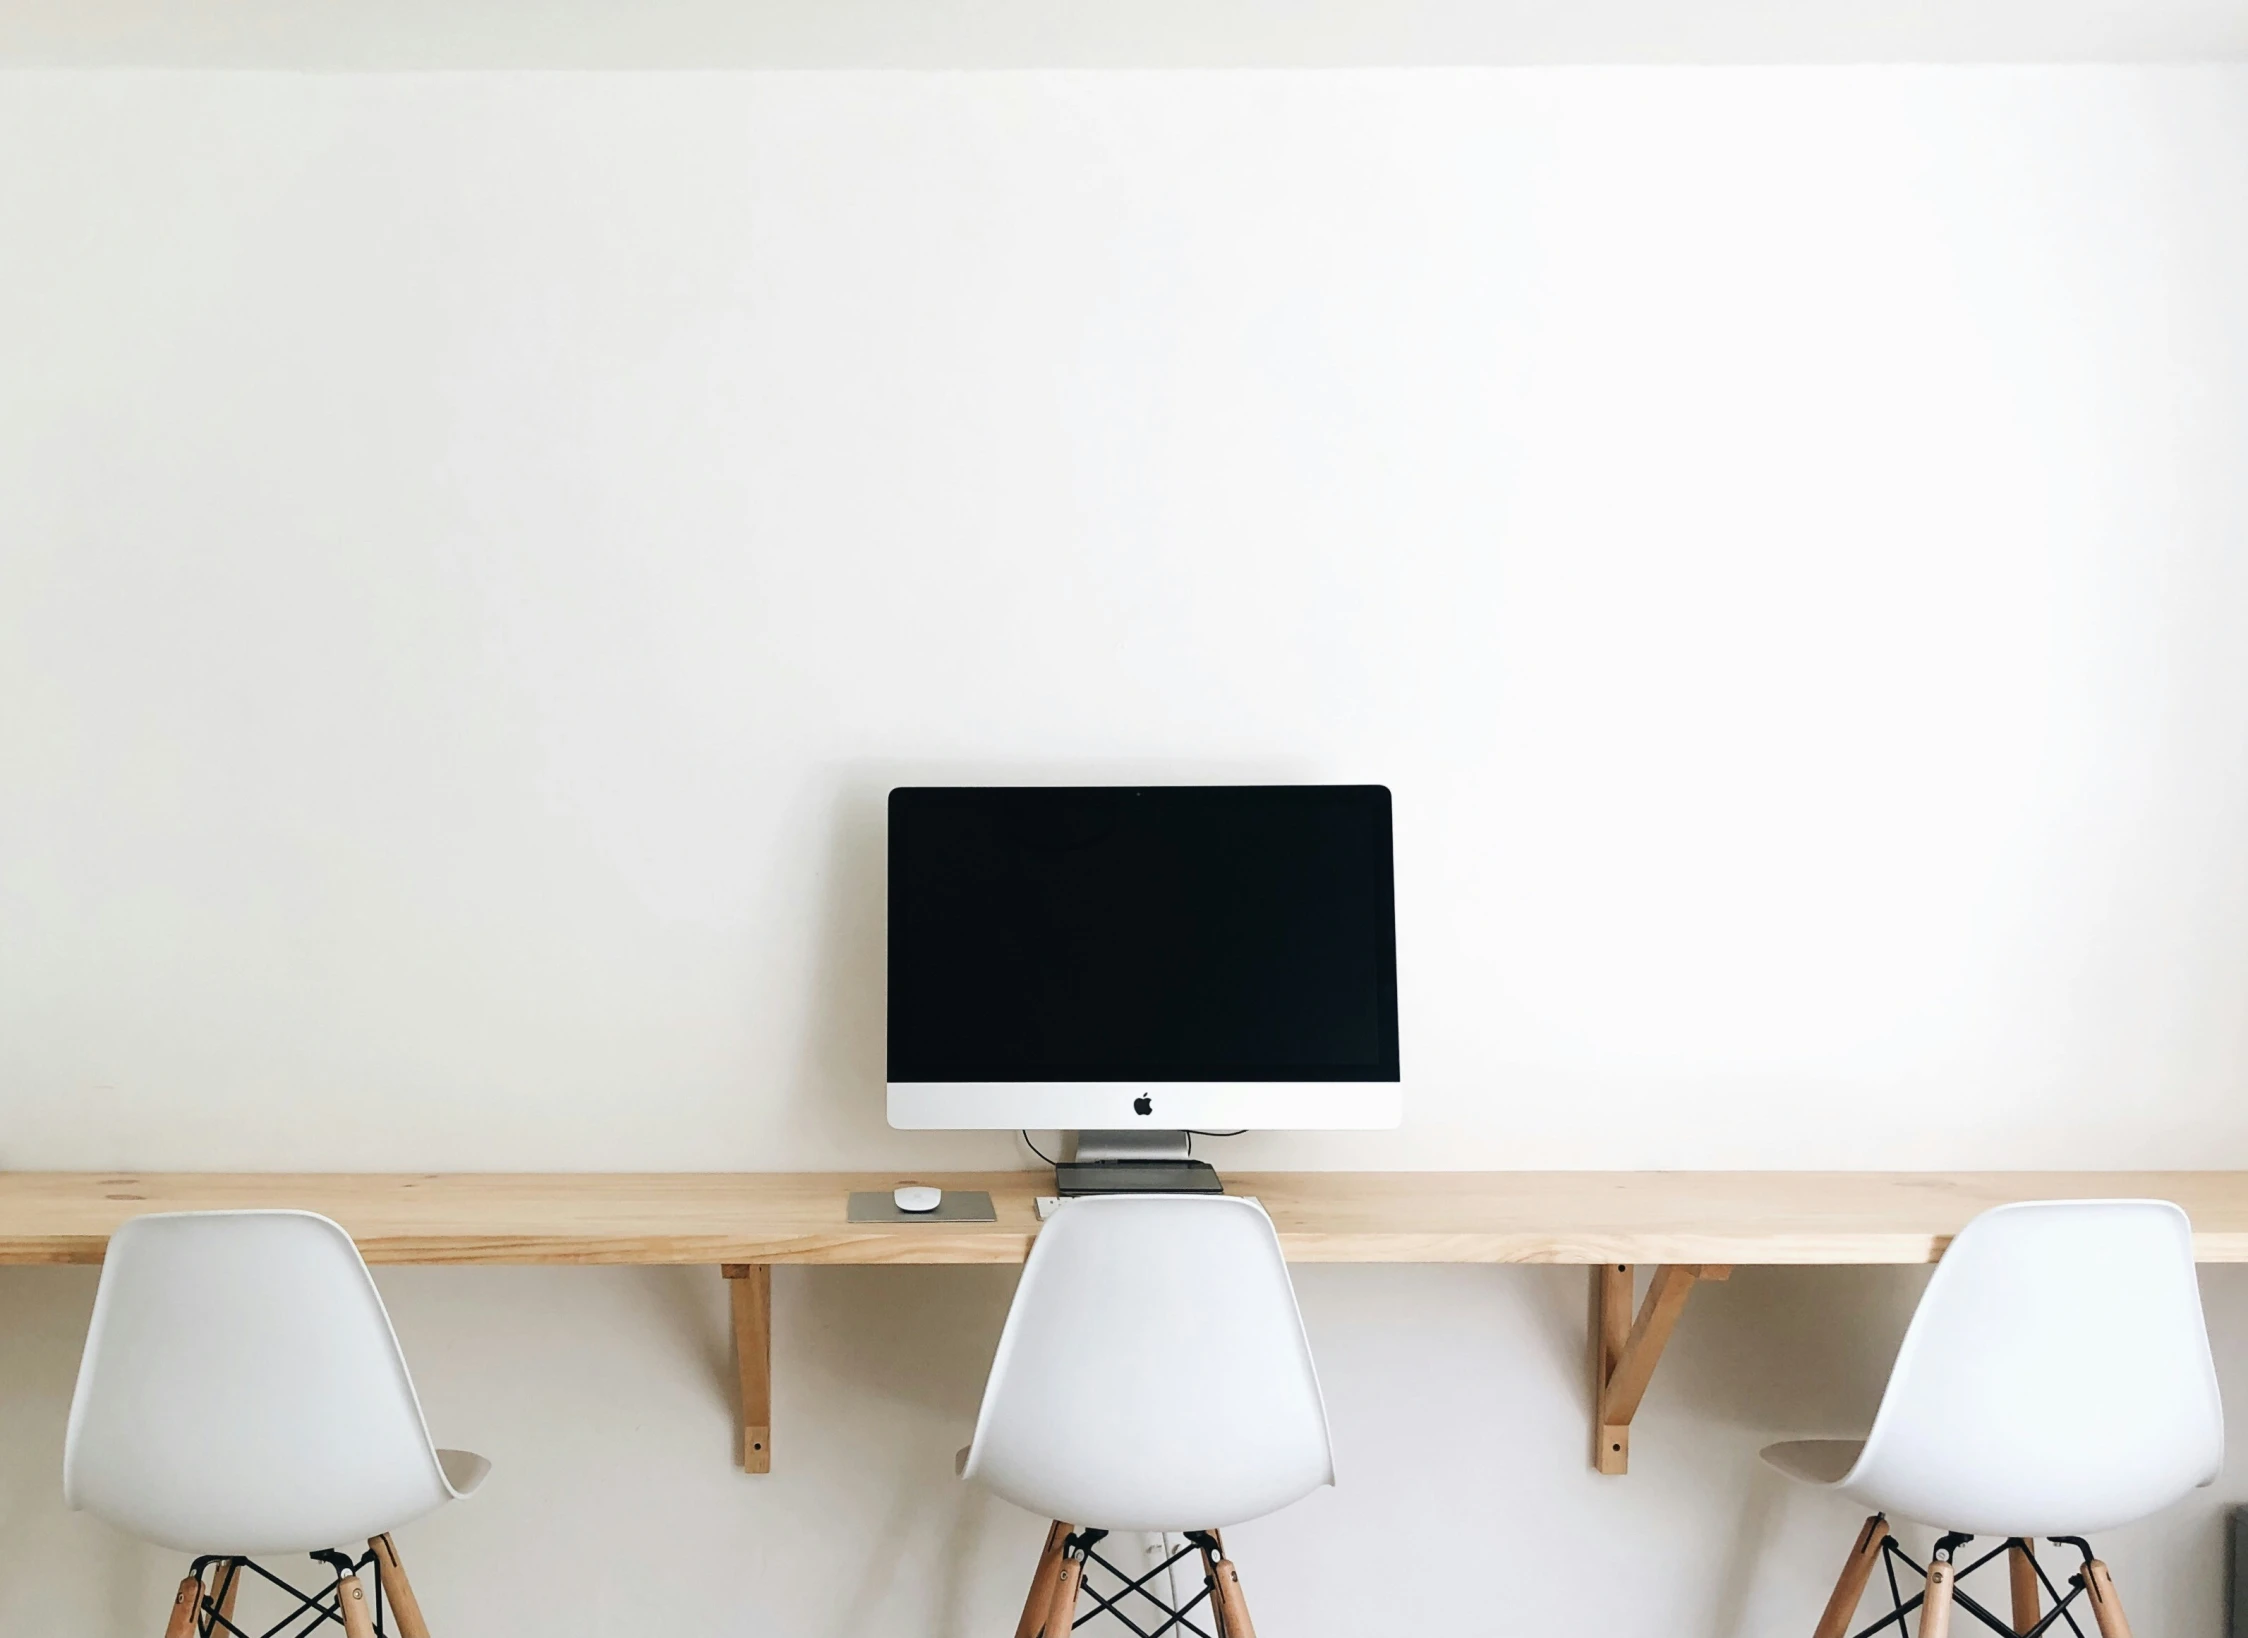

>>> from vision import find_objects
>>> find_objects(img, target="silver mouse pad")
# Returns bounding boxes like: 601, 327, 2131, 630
846, 1190, 999, 1224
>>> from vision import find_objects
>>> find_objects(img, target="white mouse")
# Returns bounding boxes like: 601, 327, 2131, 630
893, 1184, 943, 1213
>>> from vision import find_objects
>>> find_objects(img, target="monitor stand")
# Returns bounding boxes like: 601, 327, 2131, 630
1054, 1130, 1224, 1196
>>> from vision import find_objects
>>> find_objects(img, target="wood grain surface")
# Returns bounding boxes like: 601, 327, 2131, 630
4, 1170, 2247, 1267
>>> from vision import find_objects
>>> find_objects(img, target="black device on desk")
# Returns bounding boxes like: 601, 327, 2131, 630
885, 783, 1401, 1195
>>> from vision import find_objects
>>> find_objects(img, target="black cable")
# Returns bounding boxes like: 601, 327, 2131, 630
1020, 1130, 1059, 1166
1184, 1129, 1245, 1159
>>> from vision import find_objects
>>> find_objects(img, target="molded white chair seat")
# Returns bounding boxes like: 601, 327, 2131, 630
66, 1209, 487, 1556
963, 1193, 1334, 1533
1759, 1198, 2221, 1539
964, 1194, 1333, 1638
1766, 1199, 2221, 1638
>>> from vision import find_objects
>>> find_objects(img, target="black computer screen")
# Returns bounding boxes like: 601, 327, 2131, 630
887, 785, 1398, 1081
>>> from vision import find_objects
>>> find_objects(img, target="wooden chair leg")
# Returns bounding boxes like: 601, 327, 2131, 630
2008, 1541, 2040, 1635
1195, 1536, 1225, 1632
1209, 1556, 1257, 1638
2082, 1560, 2134, 1638
1920, 1557, 1957, 1638
1015, 1522, 1072, 1638
371, 1535, 433, 1638
1187, 1530, 1257, 1638
1814, 1517, 1891, 1638
1044, 1540, 1087, 1638
162, 1574, 202, 1638
336, 1564, 379, 1638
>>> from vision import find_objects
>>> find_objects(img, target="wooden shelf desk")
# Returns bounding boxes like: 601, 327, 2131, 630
6, 1170, 2245, 1474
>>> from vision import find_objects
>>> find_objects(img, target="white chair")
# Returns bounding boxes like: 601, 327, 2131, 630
66, 1210, 487, 1638
1765, 1199, 2222, 1638
961, 1194, 1333, 1638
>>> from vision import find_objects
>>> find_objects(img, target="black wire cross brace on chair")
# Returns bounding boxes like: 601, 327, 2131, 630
1067, 1530, 1217, 1638
1026, 1526, 1260, 1638
1830, 1519, 2129, 1638
167, 1538, 422, 1638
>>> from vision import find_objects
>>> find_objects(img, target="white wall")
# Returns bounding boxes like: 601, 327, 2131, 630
2, 67, 2247, 1637
10, 0, 2248, 68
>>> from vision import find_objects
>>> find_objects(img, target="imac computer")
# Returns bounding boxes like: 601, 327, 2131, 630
887, 784, 1400, 1194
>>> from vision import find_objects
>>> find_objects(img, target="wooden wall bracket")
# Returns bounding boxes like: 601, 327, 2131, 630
722, 1264, 772, 1473
1591, 1262, 1729, 1474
